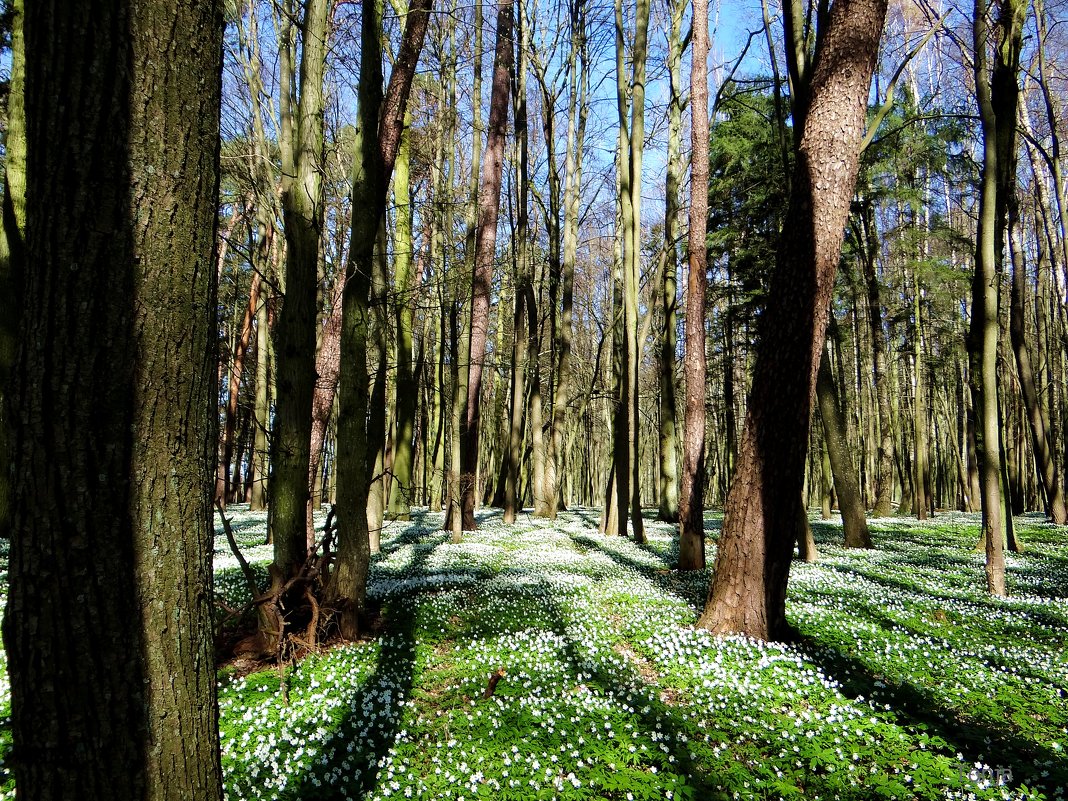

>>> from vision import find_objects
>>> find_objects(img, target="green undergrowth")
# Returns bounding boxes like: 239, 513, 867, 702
0, 508, 1063, 799
208, 507, 1066, 801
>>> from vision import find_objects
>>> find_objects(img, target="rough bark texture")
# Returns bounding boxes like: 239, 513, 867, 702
0, 0, 25, 543
698, 0, 887, 640
269, 0, 330, 578
460, 0, 513, 531
678, 0, 709, 571
816, 344, 873, 548
5, 1, 224, 798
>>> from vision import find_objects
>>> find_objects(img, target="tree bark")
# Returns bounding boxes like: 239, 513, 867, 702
970, 0, 1025, 596
307, 272, 345, 543
698, 0, 887, 640
856, 199, 895, 516
268, 0, 330, 579
387, 117, 418, 521
816, 343, 873, 548
547, 1, 588, 517
1009, 210, 1066, 522
0, 0, 25, 542
217, 272, 261, 507
678, 0, 709, 571
460, 0, 513, 531
335, 0, 432, 636
657, 0, 686, 524
5, 1, 224, 797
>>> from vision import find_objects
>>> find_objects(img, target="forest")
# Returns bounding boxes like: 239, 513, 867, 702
0, 0, 1066, 797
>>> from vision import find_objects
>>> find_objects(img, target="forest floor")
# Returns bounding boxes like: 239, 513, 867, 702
2, 507, 1067, 800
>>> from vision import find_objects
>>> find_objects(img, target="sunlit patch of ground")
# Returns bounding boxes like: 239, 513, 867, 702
0, 508, 1065, 800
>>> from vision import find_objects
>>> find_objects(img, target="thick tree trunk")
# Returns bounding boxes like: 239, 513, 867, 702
460, 0, 512, 531
678, 0, 709, 571
5, 2, 224, 797
0, 0, 24, 542
698, 0, 886, 640
817, 343, 873, 548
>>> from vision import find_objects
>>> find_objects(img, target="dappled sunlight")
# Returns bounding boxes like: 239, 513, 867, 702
196, 506, 1068, 800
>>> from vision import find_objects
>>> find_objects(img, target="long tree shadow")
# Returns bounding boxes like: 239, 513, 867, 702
813, 560, 1068, 634
287, 601, 418, 800
533, 578, 727, 800
569, 532, 708, 611
285, 524, 447, 800
795, 632, 1068, 796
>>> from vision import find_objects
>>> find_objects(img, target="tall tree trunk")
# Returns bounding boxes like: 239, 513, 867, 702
460, 0, 513, 531
698, 0, 887, 640
388, 116, 418, 521
250, 268, 272, 512
366, 221, 390, 551
611, 0, 649, 543
6, 1, 224, 796
217, 272, 262, 507
657, 0, 686, 524
857, 199, 895, 516
445, 0, 482, 535
335, 0, 432, 637
307, 273, 345, 544
504, 7, 531, 524
1010, 211, 1067, 522
970, 0, 1025, 596
817, 342, 873, 547
0, 0, 25, 542
268, 0, 330, 580
911, 268, 930, 520
679, 0, 709, 571
548, 0, 588, 516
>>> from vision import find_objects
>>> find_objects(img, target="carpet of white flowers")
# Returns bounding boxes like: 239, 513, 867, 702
1, 507, 1067, 800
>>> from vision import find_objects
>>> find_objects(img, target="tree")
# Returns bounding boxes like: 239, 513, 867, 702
816, 341, 873, 547
969, 0, 1026, 595
656, 0, 687, 525
334, 0, 432, 636
4, 0, 224, 796
0, 0, 25, 542
679, 0, 709, 570
547, 0, 589, 517
268, 0, 331, 578
609, 0, 650, 543
459, 0, 513, 531
698, 0, 888, 639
